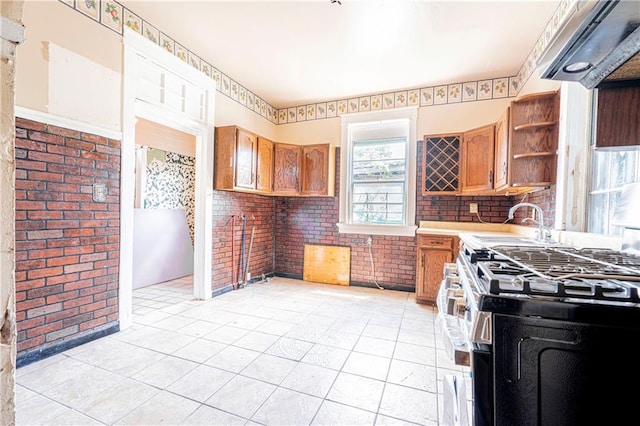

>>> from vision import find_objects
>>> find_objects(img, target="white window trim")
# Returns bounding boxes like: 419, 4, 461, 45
337, 107, 418, 237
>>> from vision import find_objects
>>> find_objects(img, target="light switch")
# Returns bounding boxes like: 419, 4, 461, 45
93, 183, 106, 202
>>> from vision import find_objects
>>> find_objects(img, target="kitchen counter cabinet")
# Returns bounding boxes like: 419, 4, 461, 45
416, 234, 459, 304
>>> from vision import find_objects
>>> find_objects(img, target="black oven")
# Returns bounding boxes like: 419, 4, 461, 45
438, 243, 640, 426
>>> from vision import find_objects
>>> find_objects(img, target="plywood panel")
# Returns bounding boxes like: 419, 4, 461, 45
303, 244, 350, 286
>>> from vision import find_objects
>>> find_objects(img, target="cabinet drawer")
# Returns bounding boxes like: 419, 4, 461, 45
418, 235, 454, 249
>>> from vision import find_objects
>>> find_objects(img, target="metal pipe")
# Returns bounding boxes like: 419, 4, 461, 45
245, 225, 255, 283
239, 215, 247, 287
231, 215, 235, 290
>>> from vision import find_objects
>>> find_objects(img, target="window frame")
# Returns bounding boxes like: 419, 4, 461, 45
337, 107, 418, 236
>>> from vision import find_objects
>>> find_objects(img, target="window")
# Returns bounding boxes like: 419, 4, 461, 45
338, 108, 417, 236
588, 147, 640, 235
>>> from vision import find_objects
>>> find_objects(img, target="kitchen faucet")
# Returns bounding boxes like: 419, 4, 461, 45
508, 202, 551, 241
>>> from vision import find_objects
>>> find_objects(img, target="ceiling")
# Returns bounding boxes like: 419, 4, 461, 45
120, 0, 561, 110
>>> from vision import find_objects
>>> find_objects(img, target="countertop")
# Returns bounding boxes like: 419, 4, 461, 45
416, 220, 623, 250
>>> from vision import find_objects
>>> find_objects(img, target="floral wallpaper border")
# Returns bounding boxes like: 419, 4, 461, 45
59, 0, 577, 124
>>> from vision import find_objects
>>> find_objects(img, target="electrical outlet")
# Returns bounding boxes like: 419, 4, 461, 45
469, 203, 478, 214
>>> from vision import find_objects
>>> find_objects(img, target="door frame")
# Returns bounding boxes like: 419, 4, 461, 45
120, 29, 215, 329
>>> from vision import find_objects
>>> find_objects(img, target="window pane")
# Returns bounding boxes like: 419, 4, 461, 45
352, 182, 404, 224
610, 150, 638, 187
353, 138, 406, 183
588, 192, 608, 234
590, 150, 610, 191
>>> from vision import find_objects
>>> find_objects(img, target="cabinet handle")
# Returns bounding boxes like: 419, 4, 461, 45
489, 170, 493, 184
430, 241, 444, 245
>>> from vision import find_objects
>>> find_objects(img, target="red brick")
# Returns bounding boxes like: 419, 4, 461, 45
43, 307, 79, 325
16, 279, 45, 292
30, 131, 64, 145
47, 256, 80, 267
80, 317, 107, 331
78, 300, 106, 314
16, 259, 46, 271
63, 279, 94, 291
63, 295, 94, 309
16, 159, 47, 171
29, 248, 64, 259
27, 211, 63, 220
27, 171, 64, 182
46, 325, 78, 342
46, 290, 79, 304
18, 335, 45, 352
27, 266, 64, 280
16, 200, 47, 210
46, 273, 80, 285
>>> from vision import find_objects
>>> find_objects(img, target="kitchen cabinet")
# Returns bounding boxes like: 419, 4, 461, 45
422, 134, 461, 195
493, 107, 510, 191
273, 142, 302, 195
215, 125, 256, 192
214, 125, 274, 194
256, 137, 274, 192
508, 90, 559, 188
415, 234, 459, 304
460, 124, 495, 193
300, 144, 335, 196
595, 85, 640, 148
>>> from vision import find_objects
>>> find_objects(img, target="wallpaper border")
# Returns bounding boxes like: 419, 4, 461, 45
57, 0, 576, 124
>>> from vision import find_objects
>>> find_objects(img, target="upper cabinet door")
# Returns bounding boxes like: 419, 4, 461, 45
461, 124, 495, 193
494, 107, 510, 191
301, 144, 335, 196
256, 137, 274, 192
422, 134, 461, 195
234, 128, 257, 190
596, 86, 640, 148
273, 143, 301, 195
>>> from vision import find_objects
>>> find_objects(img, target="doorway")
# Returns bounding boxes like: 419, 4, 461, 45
120, 29, 215, 329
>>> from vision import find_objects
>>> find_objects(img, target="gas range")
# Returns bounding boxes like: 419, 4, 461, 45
439, 243, 640, 425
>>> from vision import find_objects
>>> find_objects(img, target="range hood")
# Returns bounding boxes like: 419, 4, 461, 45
538, 0, 640, 89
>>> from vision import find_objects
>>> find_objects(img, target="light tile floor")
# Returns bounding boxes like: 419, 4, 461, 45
16, 276, 470, 425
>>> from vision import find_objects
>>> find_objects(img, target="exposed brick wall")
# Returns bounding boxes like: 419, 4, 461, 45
211, 190, 275, 291
273, 143, 558, 291
274, 149, 417, 291
14, 118, 120, 356
510, 186, 557, 229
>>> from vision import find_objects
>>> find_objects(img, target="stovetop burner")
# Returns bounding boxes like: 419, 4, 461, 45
465, 245, 640, 305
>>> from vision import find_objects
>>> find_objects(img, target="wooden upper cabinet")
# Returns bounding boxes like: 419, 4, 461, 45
234, 128, 257, 190
273, 143, 302, 195
494, 107, 510, 191
214, 125, 270, 194
422, 134, 461, 195
460, 124, 495, 193
301, 144, 335, 196
596, 86, 640, 148
509, 90, 559, 188
256, 137, 274, 192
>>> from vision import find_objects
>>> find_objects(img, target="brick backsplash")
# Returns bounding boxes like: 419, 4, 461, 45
211, 190, 275, 290
14, 118, 120, 356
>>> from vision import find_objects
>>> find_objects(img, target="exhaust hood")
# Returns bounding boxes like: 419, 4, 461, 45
538, 0, 640, 89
